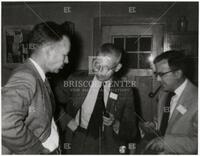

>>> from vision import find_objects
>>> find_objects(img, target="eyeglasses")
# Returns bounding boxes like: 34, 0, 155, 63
108, 64, 119, 71
98, 62, 120, 71
94, 63, 119, 72
154, 69, 178, 78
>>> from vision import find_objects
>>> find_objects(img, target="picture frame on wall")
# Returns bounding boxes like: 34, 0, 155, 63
2, 25, 34, 67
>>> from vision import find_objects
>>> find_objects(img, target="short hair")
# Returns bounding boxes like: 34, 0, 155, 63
153, 50, 187, 75
29, 21, 66, 48
97, 43, 122, 60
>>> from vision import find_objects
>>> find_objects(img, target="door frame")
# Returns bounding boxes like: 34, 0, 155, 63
93, 16, 166, 55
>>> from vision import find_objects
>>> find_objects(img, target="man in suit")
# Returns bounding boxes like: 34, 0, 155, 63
55, 43, 139, 154
145, 50, 198, 154
2, 21, 71, 154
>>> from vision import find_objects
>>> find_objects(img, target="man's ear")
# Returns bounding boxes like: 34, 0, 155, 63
41, 43, 53, 59
115, 63, 122, 72
175, 69, 183, 79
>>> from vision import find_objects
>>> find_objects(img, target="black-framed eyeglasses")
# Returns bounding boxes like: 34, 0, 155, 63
154, 69, 178, 78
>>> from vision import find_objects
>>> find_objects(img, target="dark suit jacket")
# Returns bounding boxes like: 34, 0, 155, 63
2, 60, 54, 154
156, 80, 198, 154
55, 71, 140, 153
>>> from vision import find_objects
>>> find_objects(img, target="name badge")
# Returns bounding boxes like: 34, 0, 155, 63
176, 105, 187, 115
109, 92, 118, 100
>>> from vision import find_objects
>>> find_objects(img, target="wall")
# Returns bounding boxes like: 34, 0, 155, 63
2, 2, 198, 84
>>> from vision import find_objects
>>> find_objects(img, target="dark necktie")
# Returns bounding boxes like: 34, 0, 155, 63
87, 83, 106, 138
44, 78, 55, 114
159, 92, 175, 136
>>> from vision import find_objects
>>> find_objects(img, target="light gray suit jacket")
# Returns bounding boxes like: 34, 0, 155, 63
2, 60, 54, 154
156, 80, 198, 154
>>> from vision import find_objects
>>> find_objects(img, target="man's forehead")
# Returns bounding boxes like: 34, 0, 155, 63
61, 36, 70, 47
63, 36, 70, 43
156, 59, 170, 70
98, 54, 120, 63
97, 55, 111, 61
56, 36, 70, 52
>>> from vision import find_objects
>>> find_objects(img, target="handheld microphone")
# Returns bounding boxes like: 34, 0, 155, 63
103, 111, 110, 118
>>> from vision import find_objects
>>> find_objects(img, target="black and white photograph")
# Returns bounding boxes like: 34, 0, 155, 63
1, 1, 198, 154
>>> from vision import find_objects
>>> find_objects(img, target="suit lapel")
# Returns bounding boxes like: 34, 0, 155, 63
26, 60, 53, 116
167, 81, 193, 131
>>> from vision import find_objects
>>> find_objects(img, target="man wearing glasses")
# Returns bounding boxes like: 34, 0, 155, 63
145, 50, 198, 154
55, 43, 140, 154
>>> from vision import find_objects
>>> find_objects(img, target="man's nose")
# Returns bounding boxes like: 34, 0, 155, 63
64, 56, 69, 64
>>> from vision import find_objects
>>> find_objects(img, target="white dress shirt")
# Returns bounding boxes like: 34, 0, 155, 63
30, 58, 59, 152
104, 80, 112, 104
169, 79, 188, 119
75, 76, 111, 129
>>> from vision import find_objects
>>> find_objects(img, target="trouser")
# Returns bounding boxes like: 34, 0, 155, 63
71, 126, 124, 154
71, 126, 100, 154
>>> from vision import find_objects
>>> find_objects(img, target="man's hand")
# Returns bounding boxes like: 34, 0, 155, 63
145, 137, 164, 152
113, 120, 120, 134
67, 119, 78, 132
103, 112, 115, 126
139, 121, 156, 134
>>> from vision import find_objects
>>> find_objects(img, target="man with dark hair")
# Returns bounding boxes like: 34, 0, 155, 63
55, 43, 139, 154
2, 21, 71, 154
145, 50, 198, 154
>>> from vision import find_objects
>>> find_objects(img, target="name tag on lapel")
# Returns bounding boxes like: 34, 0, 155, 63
109, 92, 118, 100
176, 105, 187, 115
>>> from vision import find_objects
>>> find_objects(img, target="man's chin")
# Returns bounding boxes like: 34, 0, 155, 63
96, 75, 111, 81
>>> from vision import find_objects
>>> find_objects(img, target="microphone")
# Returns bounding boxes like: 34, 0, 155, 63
148, 85, 162, 98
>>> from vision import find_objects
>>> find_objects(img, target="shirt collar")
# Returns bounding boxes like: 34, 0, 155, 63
104, 79, 112, 88
93, 76, 112, 87
93, 76, 103, 88
174, 79, 188, 98
29, 58, 46, 82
